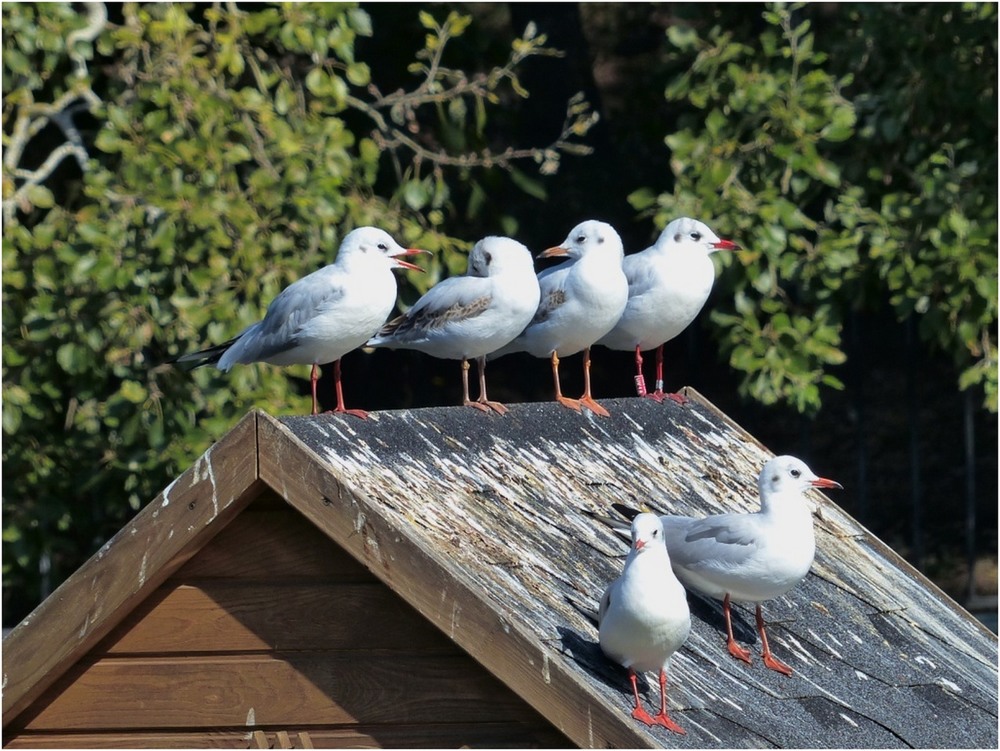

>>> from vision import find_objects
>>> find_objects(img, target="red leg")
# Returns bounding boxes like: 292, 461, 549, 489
633, 345, 649, 397
756, 604, 793, 676
724, 594, 752, 665
627, 669, 656, 726
551, 352, 582, 412
578, 347, 610, 417
324, 359, 368, 419
651, 668, 686, 734
654, 345, 687, 404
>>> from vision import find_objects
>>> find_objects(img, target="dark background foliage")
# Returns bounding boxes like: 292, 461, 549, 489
3, 2, 996, 628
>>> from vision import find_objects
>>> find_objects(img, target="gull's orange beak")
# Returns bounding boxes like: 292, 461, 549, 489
810, 476, 843, 490
536, 245, 569, 260
392, 247, 431, 272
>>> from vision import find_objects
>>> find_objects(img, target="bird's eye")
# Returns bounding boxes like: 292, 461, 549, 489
576, 234, 586, 244
691, 231, 702, 241
790, 468, 801, 478
652, 528, 660, 538
377, 242, 388, 251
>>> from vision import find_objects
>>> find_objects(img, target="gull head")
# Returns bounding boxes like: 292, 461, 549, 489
467, 236, 535, 278
339, 226, 429, 272
537, 219, 624, 262
655, 217, 741, 255
758, 455, 843, 509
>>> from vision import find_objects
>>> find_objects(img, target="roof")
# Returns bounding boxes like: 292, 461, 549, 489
3, 390, 997, 748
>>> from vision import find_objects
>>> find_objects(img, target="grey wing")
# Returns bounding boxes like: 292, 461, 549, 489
597, 580, 615, 626
373, 276, 491, 342
529, 264, 572, 325
661, 513, 761, 570
228, 267, 346, 363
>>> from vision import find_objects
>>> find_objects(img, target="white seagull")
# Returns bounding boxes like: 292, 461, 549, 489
597, 217, 739, 403
367, 236, 540, 414
657, 455, 842, 675
492, 220, 628, 417
599, 512, 690, 733
175, 226, 428, 417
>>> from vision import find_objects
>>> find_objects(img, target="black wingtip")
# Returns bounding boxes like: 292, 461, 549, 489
610, 502, 641, 521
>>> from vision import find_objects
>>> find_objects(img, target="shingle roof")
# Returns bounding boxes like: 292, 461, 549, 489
4, 390, 996, 748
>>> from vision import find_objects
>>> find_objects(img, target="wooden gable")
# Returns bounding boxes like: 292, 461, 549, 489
3, 394, 997, 749
3, 487, 567, 749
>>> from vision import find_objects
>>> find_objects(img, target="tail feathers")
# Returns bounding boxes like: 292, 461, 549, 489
564, 594, 600, 627
610, 502, 643, 522
170, 337, 238, 369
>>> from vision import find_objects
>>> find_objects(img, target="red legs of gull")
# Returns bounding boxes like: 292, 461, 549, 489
317, 360, 368, 419
756, 604, 793, 676
635, 345, 686, 404
578, 347, 611, 417
626, 669, 685, 734
723, 593, 753, 665
550, 352, 582, 412
461, 357, 508, 415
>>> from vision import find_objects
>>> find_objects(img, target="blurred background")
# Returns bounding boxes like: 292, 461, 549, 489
3, 3, 996, 631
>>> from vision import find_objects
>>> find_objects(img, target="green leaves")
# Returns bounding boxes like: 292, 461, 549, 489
634, 2, 997, 415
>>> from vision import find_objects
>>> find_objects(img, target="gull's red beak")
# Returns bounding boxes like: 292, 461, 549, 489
810, 476, 843, 490
392, 247, 431, 272
634, 538, 646, 551
712, 239, 741, 251
536, 245, 569, 260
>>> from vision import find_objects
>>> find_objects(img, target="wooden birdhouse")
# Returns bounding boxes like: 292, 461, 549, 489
3, 392, 996, 748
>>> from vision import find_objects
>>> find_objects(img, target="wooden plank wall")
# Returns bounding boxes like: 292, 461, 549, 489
4, 492, 568, 749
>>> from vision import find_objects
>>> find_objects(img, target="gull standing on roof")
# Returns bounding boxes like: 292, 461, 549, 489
599, 513, 690, 733
611, 455, 842, 676
367, 236, 540, 414
175, 227, 428, 418
491, 220, 628, 417
597, 217, 739, 403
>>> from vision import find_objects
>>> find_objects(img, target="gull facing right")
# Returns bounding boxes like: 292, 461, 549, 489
597, 217, 739, 403
175, 227, 427, 417
658, 455, 842, 675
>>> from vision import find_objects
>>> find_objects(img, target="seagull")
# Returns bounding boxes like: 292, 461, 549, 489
597, 217, 739, 404
175, 226, 428, 417
599, 513, 690, 733
366, 236, 540, 414
491, 220, 628, 417
609, 455, 842, 676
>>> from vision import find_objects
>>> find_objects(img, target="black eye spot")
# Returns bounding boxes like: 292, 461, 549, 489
790, 468, 801, 478
691, 231, 702, 241
576, 234, 586, 244
653, 528, 660, 538
484, 251, 492, 265
674, 233, 682, 242
597, 235, 605, 244
377, 242, 388, 251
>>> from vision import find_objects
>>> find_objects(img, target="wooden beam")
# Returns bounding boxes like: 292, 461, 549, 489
256, 412, 651, 749
2, 412, 262, 726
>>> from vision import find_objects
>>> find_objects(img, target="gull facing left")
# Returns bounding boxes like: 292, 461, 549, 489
599, 512, 690, 733
367, 236, 540, 414
492, 220, 628, 417
175, 226, 428, 417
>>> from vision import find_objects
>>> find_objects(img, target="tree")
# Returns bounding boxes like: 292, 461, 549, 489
1, 2, 597, 622
630, 2, 997, 414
